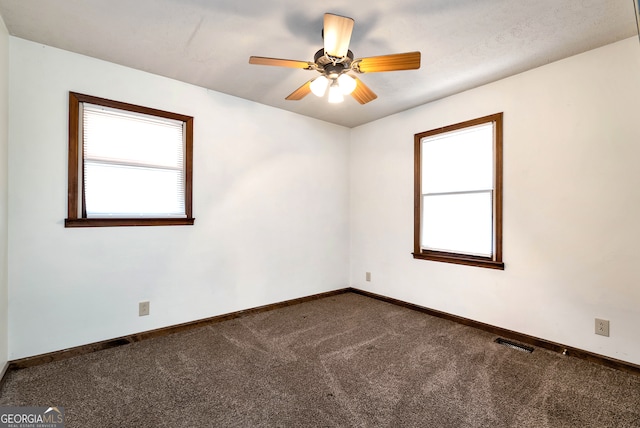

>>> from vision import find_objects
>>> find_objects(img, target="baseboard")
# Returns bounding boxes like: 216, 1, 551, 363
348, 287, 640, 376
8, 288, 349, 370
7, 286, 640, 377
0, 362, 8, 390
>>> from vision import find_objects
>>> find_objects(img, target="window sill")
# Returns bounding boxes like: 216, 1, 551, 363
65, 218, 195, 227
412, 251, 504, 270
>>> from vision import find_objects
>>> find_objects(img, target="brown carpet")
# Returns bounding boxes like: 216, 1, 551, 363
2, 292, 640, 427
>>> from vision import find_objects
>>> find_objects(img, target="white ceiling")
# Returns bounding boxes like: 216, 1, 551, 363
0, 0, 637, 128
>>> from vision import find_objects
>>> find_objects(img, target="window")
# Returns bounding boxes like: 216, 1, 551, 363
66, 92, 194, 227
413, 113, 503, 269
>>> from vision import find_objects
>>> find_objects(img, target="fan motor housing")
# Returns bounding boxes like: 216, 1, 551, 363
314, 49, 354, 72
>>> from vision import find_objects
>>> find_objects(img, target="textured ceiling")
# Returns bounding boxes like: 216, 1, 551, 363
0, 0, 637, 127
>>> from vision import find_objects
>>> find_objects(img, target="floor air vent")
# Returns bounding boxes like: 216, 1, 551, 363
495, 338, 534, 353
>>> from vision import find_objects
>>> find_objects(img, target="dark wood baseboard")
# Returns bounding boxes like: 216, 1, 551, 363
4, 286, 639, 383
0, 362, 8, 392
7, 288, 349, 371
348, 287, 640, 376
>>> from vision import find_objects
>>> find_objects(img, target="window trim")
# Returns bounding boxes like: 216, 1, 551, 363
65, 92, 195, 227
413, 113, 503, 269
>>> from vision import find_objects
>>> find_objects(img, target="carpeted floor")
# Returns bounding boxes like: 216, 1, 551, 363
2, 292, 640, 427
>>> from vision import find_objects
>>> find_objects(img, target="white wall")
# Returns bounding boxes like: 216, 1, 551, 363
350, 37, 640, 365
0, 14, 9, 372
8, 34, 640, 367
8, 38, 350, 360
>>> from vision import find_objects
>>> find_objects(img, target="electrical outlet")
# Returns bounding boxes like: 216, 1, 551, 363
595, 318, 609, 337
365, 272, 371, 282
139, 301, 150, 317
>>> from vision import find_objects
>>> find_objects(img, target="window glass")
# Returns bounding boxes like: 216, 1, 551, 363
82, 104, 185, 218
421, 124, 493, 193
422, 192, 493, 257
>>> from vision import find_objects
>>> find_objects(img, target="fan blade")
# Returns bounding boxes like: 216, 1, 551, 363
351, 78, 377, 104
285, 81, 312, 101
249, 56, 313, 69
355, 52, 421, 73
323, 13, 354, 58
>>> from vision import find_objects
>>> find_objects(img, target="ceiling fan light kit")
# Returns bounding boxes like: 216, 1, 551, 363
309, 74, 356, 99
249, 13, 421, 105
327, 80, 344, 103
310, 76, 328, 96
337, 74, 357, 95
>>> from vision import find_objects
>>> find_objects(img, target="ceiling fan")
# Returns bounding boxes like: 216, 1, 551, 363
249, 13, 421, 104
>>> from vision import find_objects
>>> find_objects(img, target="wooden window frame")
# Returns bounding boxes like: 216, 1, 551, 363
65, 92, 195, 227
413, 113, 504, 269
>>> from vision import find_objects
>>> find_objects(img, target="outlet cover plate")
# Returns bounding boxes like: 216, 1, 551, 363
595, 318, 609, 337
139, 301, 150, 317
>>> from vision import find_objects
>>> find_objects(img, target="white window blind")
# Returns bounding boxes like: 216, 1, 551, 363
421, 122, 494, 257
82, 103, 186, 218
